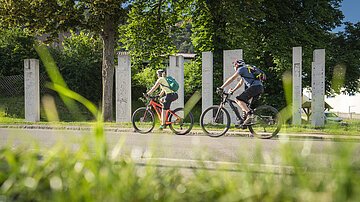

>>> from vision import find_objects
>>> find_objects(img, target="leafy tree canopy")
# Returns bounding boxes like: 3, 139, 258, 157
0, 0, 128, 121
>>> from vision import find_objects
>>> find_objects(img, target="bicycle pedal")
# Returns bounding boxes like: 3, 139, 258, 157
243, 122, 256, 126
235, 124, 248, 129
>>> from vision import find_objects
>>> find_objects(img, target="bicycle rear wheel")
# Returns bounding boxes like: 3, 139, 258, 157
132, 107, 155, 134
248, 105, 281, 139
168, 108, 194, 135
200, 106, 230, 137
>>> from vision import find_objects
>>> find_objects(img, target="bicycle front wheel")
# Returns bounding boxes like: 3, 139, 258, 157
248, 105, 281, 139
200, 106, 230, 137
132, 107, 155, 134
168, 108, 194, 135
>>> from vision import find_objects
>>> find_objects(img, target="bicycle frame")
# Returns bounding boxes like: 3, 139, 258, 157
216, 93, 243, 122
146, 98, 180, 125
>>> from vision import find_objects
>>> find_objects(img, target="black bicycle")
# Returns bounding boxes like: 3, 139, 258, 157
200, 90, 282, 138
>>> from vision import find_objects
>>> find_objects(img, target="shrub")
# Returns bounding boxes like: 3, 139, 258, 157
0, 28, 38, 77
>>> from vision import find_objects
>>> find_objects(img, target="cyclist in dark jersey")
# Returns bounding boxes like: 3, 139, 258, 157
218, 59, 264, 125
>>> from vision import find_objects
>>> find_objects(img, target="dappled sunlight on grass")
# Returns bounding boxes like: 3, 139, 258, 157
1, 136, 360, 201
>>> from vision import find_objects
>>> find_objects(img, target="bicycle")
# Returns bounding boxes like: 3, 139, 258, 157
132, 93, 194, 135
200, 90, 282, 138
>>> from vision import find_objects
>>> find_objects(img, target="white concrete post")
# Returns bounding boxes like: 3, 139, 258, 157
311, 49, 325, 127
168, 55, 184, 110
292, 47, 302, 125
223, 49, 243, 124
202, 51, 213, 123
116, 52, 132, 122
24, 59, 40, 122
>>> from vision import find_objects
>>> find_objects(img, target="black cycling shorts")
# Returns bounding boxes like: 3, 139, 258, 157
236, 85, 264, 104
162, 93, 178, 110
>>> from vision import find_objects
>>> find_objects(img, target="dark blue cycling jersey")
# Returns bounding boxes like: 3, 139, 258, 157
237, 65, 263, 88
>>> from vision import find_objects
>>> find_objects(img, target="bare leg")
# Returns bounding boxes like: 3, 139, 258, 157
161, 109, 166, 126
235, 99, 250, 114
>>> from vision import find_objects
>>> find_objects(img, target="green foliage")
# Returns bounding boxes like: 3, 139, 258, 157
133, 66, 158, 90
190, 0, 214, 53
186, 0, 348, 109
0, 28, 38, 76
0, 0, 79, 40
120, 0, 194, 91
0, 0, 129, 121
50, 31, 102, 102
184, 60, 202, 97
329, 22, 360, 94
120, 0, 180, 67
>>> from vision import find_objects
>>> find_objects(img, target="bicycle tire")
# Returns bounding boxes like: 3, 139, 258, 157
248, 105, 281, 139
132, 107, 155, 134
200, 105, 231, 137
168, 108, 194, 135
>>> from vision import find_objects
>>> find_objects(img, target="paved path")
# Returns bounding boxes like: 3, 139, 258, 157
2, 128, 360, 172
1, 124, 360, 141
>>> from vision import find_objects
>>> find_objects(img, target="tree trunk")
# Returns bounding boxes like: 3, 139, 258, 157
101, 19, 116, 121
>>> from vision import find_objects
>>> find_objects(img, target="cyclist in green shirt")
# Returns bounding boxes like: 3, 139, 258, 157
146, 69, 178, 129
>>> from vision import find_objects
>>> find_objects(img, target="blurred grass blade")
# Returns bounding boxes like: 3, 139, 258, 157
184, 90, 201, 117
35, 44, 84, 120
331, 64, 346, 93
41, 95, 59, 122
47, 83, 98, 118
281, 70, 293, 123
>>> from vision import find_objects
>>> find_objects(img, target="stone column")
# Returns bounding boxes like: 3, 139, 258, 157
311, 49, 325, 127
223, 49, 243, 124
202, 51, 213, 123
292, 47, 302, 125
116, 52, 131, 122
24, 59, 40, 122
168, 55, 184, 110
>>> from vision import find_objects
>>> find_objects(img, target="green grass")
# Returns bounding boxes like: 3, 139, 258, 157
1, 112, 360, 136
281, 120, 360, 135
1, 131, 360, 201
0, 96, 94, 121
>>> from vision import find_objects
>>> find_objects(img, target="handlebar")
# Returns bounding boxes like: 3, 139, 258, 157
143, 93, 160, 99
216, 88, 232, 96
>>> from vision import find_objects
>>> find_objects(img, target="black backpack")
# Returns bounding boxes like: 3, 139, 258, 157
243, 65, 267, 81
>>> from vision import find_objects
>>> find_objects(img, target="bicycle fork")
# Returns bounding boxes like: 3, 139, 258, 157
213, 103, 225, 122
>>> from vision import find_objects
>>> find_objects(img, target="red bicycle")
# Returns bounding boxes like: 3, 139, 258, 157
131, 93, 194, 135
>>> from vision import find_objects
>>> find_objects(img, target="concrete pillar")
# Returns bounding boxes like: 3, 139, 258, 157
292, 47, 302, 125
202, 52, 213, 123
116, 52, 131, 122
311, 49, 325, 127
168, 55, 184, 110
24, 59, 40, 122
223, 49, 243, 124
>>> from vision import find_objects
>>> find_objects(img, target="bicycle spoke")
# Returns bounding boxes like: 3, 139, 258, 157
248, 105, 281, 139
200, 106, 230, 137
132, 107, 155, 134
169, 108, 194, 135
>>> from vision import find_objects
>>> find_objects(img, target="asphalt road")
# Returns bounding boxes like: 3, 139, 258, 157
1, 128, 360, 171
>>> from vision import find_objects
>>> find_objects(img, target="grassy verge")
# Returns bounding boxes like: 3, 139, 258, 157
1, 131, 360, 201
1, 116, 359, 136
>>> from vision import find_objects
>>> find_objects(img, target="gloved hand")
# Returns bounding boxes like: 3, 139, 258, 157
143, 93, 149, 98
